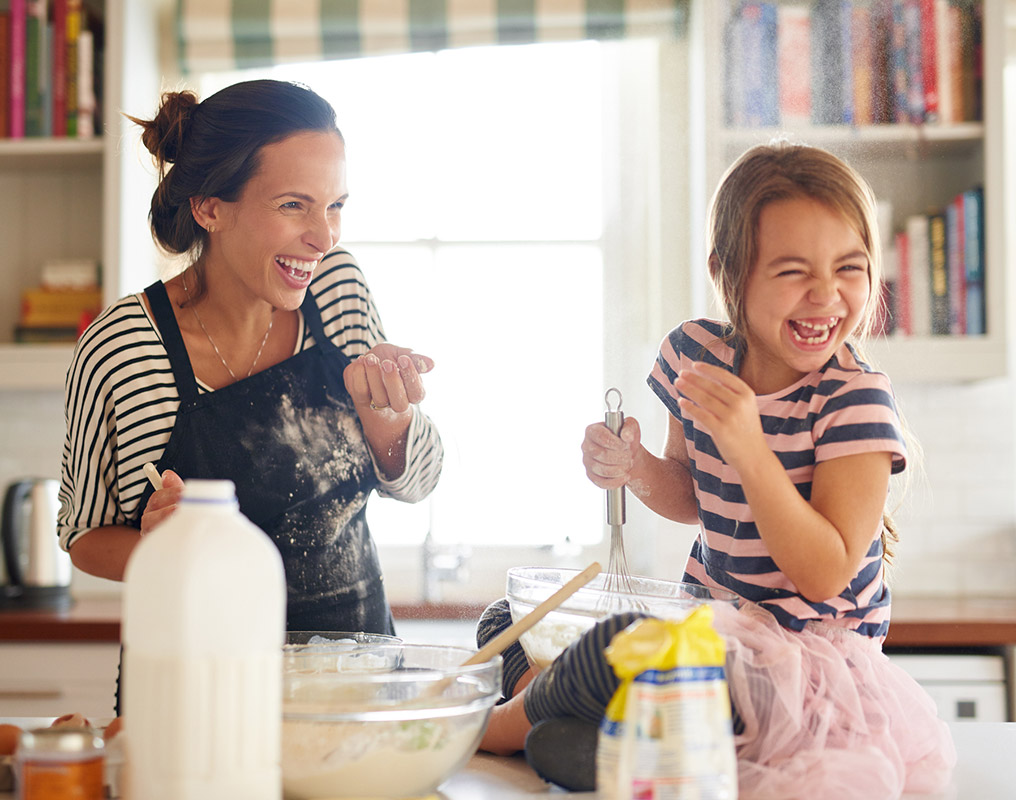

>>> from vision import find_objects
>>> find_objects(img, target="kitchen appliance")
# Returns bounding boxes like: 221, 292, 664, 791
1, 478, 72, 609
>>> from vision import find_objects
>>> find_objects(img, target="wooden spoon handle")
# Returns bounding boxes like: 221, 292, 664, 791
462, 562, 603, 667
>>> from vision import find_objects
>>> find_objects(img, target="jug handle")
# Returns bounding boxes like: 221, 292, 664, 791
2, 480, 31, 589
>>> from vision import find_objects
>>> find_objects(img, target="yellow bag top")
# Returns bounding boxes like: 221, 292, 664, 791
603, 605, 726, 722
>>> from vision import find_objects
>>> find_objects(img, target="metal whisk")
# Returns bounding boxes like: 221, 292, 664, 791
604, 388, 636, 596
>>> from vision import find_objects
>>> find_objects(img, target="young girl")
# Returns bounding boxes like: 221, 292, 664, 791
478, 142, 955, 798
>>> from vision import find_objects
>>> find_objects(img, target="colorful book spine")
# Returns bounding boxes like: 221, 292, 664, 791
962, 186, 985, 335
23, 0, 43, 136
851, 1, 873, 126
919, 0, 938, 120
778, 4, 811, 124
51, 0, 65, 136
903, 0, 925, 122
928, 211, 949, 334
65, 0, 79, 137
723, 5, 746, 127
810, 0, 846, 124
870, 0, 895, 123
9, 0, 25, 138
945, 196, 965, 334
890, 0, 909, 123
737, 4, 779, 128
76, 26, 92, 137
894, 229, 912, 336
933, 0, 953, 122
906, 214, 931, 336
0, 12, 10, 138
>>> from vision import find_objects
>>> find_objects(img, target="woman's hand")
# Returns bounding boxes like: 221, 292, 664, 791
343, 344, 434, 416
581, 416, 643, 490
139, 469, 184, 535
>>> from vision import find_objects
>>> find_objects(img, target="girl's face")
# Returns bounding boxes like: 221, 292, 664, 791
204, 130, 348, 311
739, 196, 871, 394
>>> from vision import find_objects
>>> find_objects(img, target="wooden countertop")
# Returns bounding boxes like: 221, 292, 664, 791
1, 595, 1015, 648
0, 598, 489, 643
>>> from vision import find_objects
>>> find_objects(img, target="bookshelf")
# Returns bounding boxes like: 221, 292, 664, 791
690, 0, 1007, 383
0, 0, 162, 389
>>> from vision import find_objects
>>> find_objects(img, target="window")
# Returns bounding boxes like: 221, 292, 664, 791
200, 41, 611, 550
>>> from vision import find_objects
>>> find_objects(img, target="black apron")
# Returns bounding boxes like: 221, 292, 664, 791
116, 282, 395, 713
137, 280, 393, 634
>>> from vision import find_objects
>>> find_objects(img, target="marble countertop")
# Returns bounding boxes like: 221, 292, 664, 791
2, 720, 1014, 799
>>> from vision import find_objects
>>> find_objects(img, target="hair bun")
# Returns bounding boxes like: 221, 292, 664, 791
141, 91, 199, 165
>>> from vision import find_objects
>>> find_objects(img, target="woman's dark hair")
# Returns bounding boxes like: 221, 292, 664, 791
127, 79, 342, 263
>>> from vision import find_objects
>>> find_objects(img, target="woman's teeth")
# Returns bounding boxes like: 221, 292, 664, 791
789, 319, 836, 344
276, 257, 315, 279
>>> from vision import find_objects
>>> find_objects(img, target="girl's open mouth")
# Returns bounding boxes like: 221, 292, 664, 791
788, 318, 839, 345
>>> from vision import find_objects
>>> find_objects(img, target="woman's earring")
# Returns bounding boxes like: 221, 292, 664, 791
206, 224, 216, 234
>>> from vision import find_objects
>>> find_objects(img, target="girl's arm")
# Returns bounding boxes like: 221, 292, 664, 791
582, 413, 699, 525
676, 361, 891, 602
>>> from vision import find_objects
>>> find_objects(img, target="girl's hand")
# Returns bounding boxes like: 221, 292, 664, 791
581, 416, 642, 490
674, 362, 767, 469
139, 468, 184, 535
343, 344, 434, 416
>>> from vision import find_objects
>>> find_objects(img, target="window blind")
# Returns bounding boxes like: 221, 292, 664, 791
176, 0, 687, 72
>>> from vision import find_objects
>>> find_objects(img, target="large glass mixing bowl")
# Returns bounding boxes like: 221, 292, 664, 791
281, 643, 501, 799
506, 567, 739, 669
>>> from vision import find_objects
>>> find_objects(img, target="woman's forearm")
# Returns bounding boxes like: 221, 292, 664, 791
67, 526, 143, 582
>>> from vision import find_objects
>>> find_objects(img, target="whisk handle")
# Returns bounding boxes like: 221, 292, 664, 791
605, 408, 626, 525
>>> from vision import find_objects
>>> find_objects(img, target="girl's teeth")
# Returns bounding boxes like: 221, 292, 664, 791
790, 320, 835, 344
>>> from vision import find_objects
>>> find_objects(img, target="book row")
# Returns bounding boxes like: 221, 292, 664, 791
0, 0, 102, 139
878, 186, 984, 338
725, 0, 982, 129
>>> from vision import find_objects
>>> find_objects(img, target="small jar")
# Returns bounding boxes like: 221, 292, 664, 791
16, 727, 104, 800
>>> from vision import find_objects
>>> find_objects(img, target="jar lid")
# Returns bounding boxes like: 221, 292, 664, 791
19, 727, 104, 756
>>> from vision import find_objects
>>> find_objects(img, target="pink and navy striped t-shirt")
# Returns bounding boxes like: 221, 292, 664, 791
648, 318, 907, 640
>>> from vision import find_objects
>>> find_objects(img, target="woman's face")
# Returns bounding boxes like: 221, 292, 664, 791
204, 130, 348, 311
739, 196, 871, 394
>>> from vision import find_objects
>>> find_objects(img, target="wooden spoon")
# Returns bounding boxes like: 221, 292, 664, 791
461, 561, 602, 666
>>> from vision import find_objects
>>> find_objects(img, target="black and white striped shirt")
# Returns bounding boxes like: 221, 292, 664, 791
58, 249, 443, 551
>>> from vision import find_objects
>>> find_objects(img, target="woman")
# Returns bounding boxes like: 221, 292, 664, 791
58, 80, 442, 640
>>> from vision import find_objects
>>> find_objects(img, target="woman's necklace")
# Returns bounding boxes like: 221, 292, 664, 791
180, 271, 274, 382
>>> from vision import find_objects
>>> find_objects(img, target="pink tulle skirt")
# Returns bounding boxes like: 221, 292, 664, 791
710, 601, 956, 799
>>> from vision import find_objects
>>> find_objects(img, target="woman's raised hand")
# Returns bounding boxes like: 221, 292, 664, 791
581, 416, 642, 490
139, 468, 184, 536
343, 344, 434, 416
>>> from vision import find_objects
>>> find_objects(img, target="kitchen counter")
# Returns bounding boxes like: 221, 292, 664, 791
1, 720, 1014, 799
3, 595, 1016, 646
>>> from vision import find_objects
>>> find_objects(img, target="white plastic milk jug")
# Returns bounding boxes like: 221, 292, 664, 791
122, 479, 286, 800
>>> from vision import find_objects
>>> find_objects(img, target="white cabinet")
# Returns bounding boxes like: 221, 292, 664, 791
0, 642, 120, 719
889, 652, 1009, 722
689, 0, 1007, 382
0, 0, 162, 390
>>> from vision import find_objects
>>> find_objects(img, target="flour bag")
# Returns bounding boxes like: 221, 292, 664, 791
597, 605, 737, 800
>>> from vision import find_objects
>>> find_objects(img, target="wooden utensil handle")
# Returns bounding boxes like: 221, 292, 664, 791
462, 562, 603, 667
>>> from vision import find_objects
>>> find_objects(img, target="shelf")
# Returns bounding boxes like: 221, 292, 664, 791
0, 138, 103, 170
718, 122, 985, 160
866, 334, 1006, 383
0, 344, 74, 390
